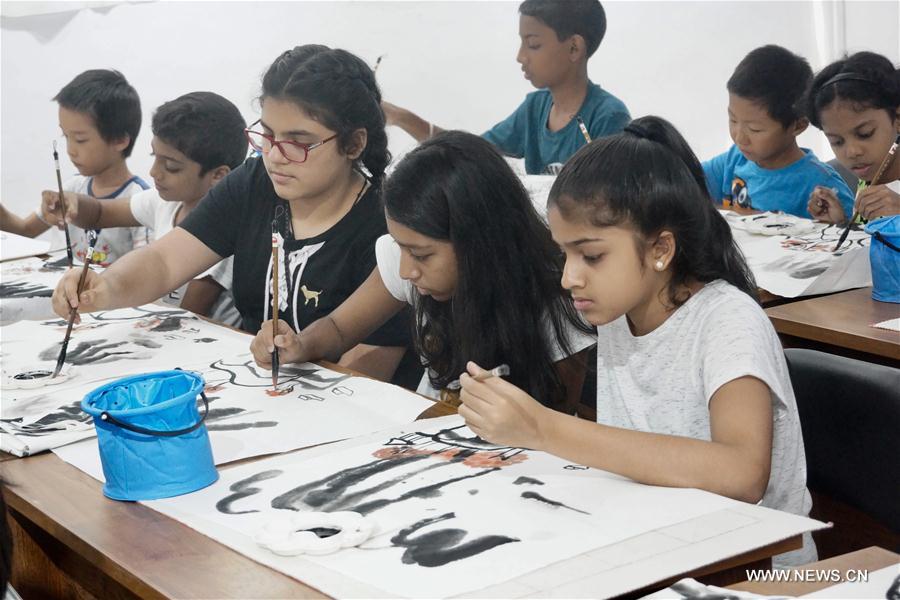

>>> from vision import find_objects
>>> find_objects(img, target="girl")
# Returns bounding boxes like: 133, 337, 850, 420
807, 52, 900, 223
251, 131, 594, 409
458, 116, 815, 567
53, 45, 410, 381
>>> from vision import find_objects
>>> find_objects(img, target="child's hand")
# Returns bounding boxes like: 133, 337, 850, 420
807, 186, 846, 223
856, 184, 900, 221
40, 190, 81, 228
251, 319, 308, 368
51, 269, 107, 323
458, 361, 546, 448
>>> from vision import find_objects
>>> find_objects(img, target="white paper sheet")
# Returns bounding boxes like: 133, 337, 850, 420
0, 231, 52, 262
872, 318, 900, 332
724, 212, 871, 298
801, 564, 900, 598
144, 416, 827, 599
0, 303, 249, 401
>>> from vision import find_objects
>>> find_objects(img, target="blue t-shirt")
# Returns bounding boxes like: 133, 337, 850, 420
483, 81, 630, 175
702, 145, 854, 218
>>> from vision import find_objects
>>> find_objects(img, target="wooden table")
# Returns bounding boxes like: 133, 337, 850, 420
2, 438, 801, 599
765, 286, 899, 363
728, 546, 900, 596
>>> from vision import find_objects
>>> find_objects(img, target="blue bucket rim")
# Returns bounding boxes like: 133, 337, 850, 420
82, 370, 204, 419
864, 215, 900, 236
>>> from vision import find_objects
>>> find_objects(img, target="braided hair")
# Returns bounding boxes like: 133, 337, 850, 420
261, 45, 390, 181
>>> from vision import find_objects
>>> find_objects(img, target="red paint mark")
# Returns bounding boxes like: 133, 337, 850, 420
266, 387, 292, 397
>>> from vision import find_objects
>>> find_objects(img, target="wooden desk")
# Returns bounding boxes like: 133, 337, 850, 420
728, 546, 900, 596
765, 286, 900, 363
3, 445, 802, 599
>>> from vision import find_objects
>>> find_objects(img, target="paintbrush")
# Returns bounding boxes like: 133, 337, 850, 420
833, 133, 900, 251
575, 116, 592, 144
270, 231, 280, 390
446, 363, 510, 391
52, 140, 74, 267
53, 230, 98, 378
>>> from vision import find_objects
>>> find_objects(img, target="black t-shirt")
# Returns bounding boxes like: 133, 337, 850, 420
180, 157, 409, 348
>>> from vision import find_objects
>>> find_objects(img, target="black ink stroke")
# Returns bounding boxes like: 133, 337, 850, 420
0, 281, 52, 298
391, 512, 519, 567
216, 470, 284, 514
521, 491, 590, 515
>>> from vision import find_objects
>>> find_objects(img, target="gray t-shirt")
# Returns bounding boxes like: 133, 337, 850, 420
595, 279, 815, 567
375, 234, 595, 399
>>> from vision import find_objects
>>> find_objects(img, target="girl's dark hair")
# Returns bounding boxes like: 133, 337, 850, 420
383, 130, 590, 408
261, 45, 389, 181
807, 51, 900, 129
549, 116, 757, 306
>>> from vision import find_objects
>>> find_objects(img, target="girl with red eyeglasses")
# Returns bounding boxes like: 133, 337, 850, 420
52, 45, 413, 384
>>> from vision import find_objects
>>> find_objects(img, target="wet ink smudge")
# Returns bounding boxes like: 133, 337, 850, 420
521, 491, 590, 515
38, 339, 151, 366
12, 370, 52, 380
216, 470, 284, 514
391, 512, 519, 567
0, 281, 53, 299
513, 476, 544, 486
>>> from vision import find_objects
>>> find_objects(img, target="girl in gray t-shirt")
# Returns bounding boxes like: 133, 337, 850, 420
458, 115, 816, 567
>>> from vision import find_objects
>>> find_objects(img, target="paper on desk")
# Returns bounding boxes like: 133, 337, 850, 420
800, 563, 900, 597
145, 415, 828, 599
0, 231, 53, 262
642, 577, 789, 598
724, 212, 871, 298
872, 318, 900, 332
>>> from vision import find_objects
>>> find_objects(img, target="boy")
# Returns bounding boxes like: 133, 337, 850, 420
42, 92, 247, 325
383, 0, 629, 175
36, 69, 150, 265
703, 45, 854, 220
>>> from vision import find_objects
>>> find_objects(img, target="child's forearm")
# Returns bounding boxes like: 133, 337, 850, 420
536, 410, 770, 503
395, 108, 443, 142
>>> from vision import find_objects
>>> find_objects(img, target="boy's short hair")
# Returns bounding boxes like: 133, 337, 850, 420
152, 92, 247, 174
519, 0, 607, 58
727, 45, 813, 128
53, 69, 141, 157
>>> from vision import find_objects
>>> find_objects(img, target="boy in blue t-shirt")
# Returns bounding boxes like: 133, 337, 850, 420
383, 0, 630, 175
702, 45, 854, 220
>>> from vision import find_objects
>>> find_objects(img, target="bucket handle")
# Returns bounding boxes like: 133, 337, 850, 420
99, 392, 209, 437
873, 231, 900, 253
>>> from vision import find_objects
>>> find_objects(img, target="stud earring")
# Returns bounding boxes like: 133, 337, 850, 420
655, 260, 665, 270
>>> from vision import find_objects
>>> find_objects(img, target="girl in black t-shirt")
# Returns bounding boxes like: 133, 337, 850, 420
53, 45, 410, 382
251, 131, 594, 411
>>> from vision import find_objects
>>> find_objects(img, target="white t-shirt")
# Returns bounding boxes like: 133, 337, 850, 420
594, 279, 815, 567
375, 234, 595, 399
53, 175, 150, 267
129, 189, 240, 327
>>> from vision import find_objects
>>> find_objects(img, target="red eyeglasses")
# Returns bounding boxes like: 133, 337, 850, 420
244, 120, 338, 164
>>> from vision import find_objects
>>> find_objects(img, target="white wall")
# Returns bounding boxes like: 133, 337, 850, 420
2, 1, 898, 219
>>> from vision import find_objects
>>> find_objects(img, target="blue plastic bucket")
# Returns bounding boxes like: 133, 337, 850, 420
81, 370, 218, 501
864, 216, 900, 303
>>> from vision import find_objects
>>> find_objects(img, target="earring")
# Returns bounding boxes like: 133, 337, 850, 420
655, 260, 665, 270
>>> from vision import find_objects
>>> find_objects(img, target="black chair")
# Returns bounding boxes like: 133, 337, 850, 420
785, 348, 900, 556
827, 158, 858, 191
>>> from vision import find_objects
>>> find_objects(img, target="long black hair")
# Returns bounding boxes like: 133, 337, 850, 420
383, 131, 590, 408
807, 51, 900, 130
549, 115, 757, 306
260, 45, 390, 181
